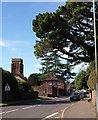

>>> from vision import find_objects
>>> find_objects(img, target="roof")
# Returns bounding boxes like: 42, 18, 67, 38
44, 74, 62, 82
14, 73, 27, 81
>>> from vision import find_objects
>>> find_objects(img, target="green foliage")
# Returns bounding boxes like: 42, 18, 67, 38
86, 61, 96, 90
86, 61, 95, 76
40, 51, 76, 81
18, 80, 29, 92
40, 52, 62, 74
87, 70, 96, 90
74, 70, 88, 90
32, 2, 98, 65
1, 68, 19, 93
74, 61, 96, 90
28, 73, 47, 86
1, 68, 30, 93
28, 73, 39, 86
32, 1, 98, 88
38, 73, 49, 82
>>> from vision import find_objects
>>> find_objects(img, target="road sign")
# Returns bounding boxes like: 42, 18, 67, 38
4, 84, 10, 91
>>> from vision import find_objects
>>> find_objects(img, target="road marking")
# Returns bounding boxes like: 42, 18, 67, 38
42, 112, 59, 120
37, 105, 41, 106
0, 112, 5, 114
32, 105, 36, 108
22, 106, 34, 110
61, 101, 80, 118
61, 106, 69, 118
5, 109, 19, 114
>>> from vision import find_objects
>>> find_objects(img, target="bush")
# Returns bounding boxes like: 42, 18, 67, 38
87, 70, 96, 90
2, 68, 19, 94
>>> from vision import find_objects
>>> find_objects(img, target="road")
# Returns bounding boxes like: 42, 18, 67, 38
1, 97, 77, 120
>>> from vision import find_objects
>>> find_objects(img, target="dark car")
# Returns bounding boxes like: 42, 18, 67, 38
70, 92, 81, 101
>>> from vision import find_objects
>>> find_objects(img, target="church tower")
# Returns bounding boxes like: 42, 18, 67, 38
11, 58, 23, 76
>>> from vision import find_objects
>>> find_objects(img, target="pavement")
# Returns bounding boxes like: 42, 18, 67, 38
1, 96, 97, 120
63, 98, 96, 119
38, 96, 96, 119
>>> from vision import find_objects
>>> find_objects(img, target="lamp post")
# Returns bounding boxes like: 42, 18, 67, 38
93, 0, 98, 119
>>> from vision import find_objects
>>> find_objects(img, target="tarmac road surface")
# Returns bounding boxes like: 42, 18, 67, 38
1, 97, 71, 119
1, 96, 96, 120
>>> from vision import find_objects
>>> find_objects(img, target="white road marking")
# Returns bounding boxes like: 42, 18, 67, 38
5, 109, 19, 114
37, 105, 41, 106
1, 104, 41, 115
61, 106, 69, 118
42, 112, 59, 120
0, 112, 5, 114
22, 106, 33, 110
61, 101, 80, 118
32, 105, 36, 108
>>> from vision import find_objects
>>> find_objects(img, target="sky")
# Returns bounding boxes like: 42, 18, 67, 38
1, 2, 67, 78
1, 1, 88, 79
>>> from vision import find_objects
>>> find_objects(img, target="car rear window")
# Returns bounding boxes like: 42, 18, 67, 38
74, 92, 79, 95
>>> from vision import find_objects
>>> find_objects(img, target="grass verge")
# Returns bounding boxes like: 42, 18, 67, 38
0, 97, 49, 107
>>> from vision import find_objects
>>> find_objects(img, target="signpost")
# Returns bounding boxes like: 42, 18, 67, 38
4, 84, 10, 100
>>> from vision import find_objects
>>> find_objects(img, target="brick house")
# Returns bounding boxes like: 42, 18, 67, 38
33, 74, 66, 97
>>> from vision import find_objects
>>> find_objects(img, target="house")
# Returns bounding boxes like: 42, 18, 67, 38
33, 74, 66, 97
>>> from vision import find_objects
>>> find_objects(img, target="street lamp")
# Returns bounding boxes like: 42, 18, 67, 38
93, 0, 98, 119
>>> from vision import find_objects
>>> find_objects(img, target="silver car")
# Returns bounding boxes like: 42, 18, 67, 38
70, 92, 81, 101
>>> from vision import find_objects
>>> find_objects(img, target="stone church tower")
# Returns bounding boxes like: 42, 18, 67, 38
11, 58, 23, 76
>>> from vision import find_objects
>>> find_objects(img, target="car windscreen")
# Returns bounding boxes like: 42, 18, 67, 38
72, 92, 80, 95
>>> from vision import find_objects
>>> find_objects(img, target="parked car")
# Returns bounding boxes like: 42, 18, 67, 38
70, 92, 81, 101
84, 91, 89, 97
80, 92, 85, 99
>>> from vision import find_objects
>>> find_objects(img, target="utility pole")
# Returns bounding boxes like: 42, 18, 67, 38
93, 0, 98, 119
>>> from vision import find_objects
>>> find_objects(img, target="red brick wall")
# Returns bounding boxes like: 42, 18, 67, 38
40, 80, 65, 89
32, 86, 52, 96
32, 80, 66, 97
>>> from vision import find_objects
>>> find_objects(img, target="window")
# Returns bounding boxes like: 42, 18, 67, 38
57, 82, 61, 85
48, 82, 52, 86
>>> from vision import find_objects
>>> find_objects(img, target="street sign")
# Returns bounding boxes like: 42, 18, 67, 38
4, 84, 10, 91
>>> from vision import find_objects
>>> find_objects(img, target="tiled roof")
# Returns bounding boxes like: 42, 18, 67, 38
14, 73, 27, 81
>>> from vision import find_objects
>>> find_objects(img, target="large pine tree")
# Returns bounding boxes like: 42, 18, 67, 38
32, 2, 98, 65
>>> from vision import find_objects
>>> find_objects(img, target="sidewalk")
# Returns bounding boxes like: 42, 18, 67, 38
63, 99, 96, 119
